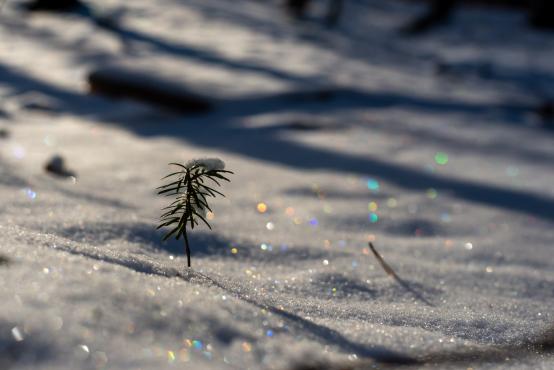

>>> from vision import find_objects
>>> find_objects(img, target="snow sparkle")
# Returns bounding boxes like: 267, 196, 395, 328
426, 188, 438, 199
285, 207, 295, 216
22, 188, 37, 200
11, 326, 24, 342
434, 152, 449, 165
192, 340, 203, 350
367, 178, 380, 191
11, 145, 25, 159
369, 213, 379, 223
506, 166, 519, 177
241, 342, 252, 352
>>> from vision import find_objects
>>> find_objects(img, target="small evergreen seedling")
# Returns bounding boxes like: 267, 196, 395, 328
157, 158, 232, 268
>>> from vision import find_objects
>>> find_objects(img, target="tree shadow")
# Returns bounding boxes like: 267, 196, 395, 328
305, 272, 378, 300
0, 158, 29, 189
53, 221, 347, 263
284, 186, 394, 200
50, 4, 318, 86
48, 242, 417, 365
343, 324, 554, 369
1, 63, 553, 222
435, 59, 554, 91
360, 117, 554, 165
171, 114, 554, 222
0, 320, 59, 369
53, 186, 135, 210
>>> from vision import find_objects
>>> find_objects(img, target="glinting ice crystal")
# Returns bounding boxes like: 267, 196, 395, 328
157, 158, 233, 268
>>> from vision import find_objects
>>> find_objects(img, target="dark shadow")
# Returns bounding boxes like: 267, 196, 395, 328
1, 63, 553, 222
174, 117, 554, 222
0, 158, 29, 188
53, 186, 135, 210
368, 243, 434, 306
364, 325, 554, 369
53, 221, 346, 263
284, 186, 393, 200
0, 254, 10, 266
435, 59, 554, 99
384, 219, 442, 237
65, 5, 317, 86
464, 250, 554, 272
0, 321, 59, 369
296, 272, 435, 304
278, 120, 345, 132
0, 107, 9, 118
192, 271, 417, 365
307, 272, 378, 299
44, 238, 551, 367
48, 243, 416, 365
216, 88, 529, 121
319, 214, 474, 238
401, 0, 456, 35
294, 324, 554, 369
362, 119, 554, 166
0, 62, 111, 116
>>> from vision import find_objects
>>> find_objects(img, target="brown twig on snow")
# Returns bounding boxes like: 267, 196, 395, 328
368, 242, 433, 306
368, 242, 400, 279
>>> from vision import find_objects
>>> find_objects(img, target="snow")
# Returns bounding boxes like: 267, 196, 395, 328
1, 0, 553, 369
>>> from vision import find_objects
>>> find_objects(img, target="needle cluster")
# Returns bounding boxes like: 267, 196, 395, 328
157, 159, 232, 267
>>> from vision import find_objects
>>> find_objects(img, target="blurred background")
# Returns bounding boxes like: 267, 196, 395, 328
1, 1, 553, 369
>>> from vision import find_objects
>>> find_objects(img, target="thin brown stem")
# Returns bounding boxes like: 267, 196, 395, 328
184, 229, 191, 268
368, 242, 433, 306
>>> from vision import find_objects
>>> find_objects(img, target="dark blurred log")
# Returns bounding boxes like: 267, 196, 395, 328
87, 68, 213, 114
24, 0, 81, 12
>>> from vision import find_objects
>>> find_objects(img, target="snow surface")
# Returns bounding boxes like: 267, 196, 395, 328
1, 0, 553, 369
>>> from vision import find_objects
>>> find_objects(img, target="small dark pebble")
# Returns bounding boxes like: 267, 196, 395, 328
0, 128, 9, 138
0, 255, 10, 266
45, 155, 77, 178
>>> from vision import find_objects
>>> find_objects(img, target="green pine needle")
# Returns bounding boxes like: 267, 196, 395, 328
157, 160, 233, 267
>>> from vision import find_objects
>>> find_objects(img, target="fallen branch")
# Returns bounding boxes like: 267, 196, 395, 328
87, 67, 213, 113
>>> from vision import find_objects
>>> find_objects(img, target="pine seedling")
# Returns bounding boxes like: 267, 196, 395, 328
157, 158, 233, 268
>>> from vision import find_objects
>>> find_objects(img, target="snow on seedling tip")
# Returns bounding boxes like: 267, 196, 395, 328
157, 158, 233, 268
